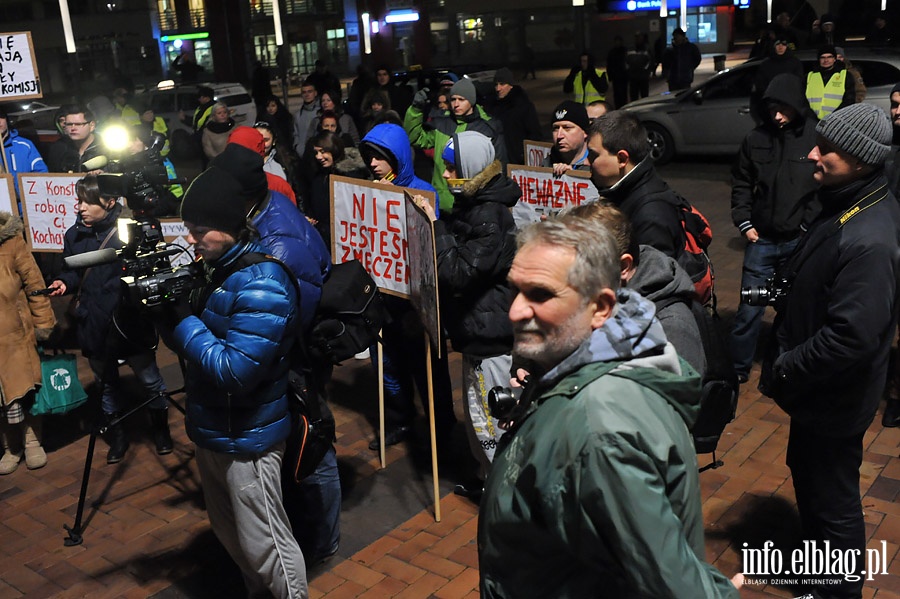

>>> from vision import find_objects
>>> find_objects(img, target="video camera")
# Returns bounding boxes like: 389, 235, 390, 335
101, 129, 181, 218
63, 169, 201, 310
740, 275, 791, 308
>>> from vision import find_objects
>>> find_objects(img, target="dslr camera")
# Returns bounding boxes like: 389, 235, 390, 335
740, 275, 791, 307
488, 375, 532, 420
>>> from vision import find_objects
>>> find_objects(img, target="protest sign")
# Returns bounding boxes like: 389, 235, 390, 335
508, 164, 599, 227
0, 32, 42, 101
404, 190, 441, 357
330, 175, 435, 299
19, 173, 83, 252
523, 140, 552, 167
0, 175, 14, 214
159, 218, 195, 267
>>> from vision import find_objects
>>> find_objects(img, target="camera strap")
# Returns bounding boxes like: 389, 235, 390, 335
74, 227, 118, 308
781, 183, 887, 282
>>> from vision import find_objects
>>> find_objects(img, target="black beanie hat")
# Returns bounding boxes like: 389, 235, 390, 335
209, 144, 269, 204
358, 140, 399, 175
180, 167, 248, 234
552, 100, 591, 133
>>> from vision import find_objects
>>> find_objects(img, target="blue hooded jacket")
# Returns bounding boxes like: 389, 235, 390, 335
360, 123, 434, 193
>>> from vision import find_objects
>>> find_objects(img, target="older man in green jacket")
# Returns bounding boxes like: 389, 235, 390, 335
478, 214, 741, 598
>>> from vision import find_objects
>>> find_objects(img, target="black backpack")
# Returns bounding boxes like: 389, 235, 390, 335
658, 296, 739, 471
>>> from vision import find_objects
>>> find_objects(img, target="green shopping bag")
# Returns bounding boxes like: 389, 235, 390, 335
31, 347, 88, 416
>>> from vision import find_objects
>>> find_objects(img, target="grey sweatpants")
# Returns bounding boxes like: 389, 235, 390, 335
195, 443, 308, 599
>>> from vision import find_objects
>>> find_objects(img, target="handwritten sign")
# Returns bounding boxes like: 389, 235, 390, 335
0, 32, 41, 101
0, 175, 14, 214
523, 140, 552, 167
404, 190, 441, 357
159, 218, 195, 267
507, 164, 599, 227
19, 173, 83, 252
330, 175, 435, 298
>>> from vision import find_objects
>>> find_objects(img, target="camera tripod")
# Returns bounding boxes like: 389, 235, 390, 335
63, 355, 187, 547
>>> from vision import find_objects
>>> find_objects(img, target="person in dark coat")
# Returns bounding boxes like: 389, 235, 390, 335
488, 67, 542, 165
412, 130, 520, 496
250, 61, 272, 109
661, 28, 702, 91
625, 33, 653, 102
751, 37, 805, 123
305, 59, 340, 96
606, 36, 629, 108
48, 175, 172, 464
762, 103, 900, 599
258, 95, 294, 153
729, 74, 820, 383
588, 111, 685, 259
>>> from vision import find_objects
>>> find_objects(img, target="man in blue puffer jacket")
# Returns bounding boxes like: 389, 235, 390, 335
210, 136, 342, 565
357, 124, 457, 451
159, 168, 309, 598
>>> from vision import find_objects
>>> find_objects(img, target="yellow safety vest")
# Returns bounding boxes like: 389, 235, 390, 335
806, 69, 846, 120
572, 69, 607, 105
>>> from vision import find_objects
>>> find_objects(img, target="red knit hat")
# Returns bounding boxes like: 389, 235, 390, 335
228, 126, 266, 157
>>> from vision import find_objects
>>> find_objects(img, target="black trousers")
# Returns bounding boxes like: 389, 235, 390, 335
787, 420, 866, 599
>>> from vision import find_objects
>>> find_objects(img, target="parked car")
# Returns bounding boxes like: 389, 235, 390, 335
135, 82, 256, 159
623, 47, 900, 163
1, 100, 59, 130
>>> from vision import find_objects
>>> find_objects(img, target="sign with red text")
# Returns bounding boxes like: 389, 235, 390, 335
0, 32, 42, 101
19, 173, 83, 251
159, 218, 195, 267
404, 190, 441, 357
330, 175, 435, 298
508, 164, 599, 227
0, 175, 14, 214
523, 140, 552, 167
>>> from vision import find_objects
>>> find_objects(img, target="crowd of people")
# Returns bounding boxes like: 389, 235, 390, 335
2, 35, 900, 596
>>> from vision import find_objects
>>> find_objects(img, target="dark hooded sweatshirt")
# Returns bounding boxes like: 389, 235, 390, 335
731, 73, 821, 239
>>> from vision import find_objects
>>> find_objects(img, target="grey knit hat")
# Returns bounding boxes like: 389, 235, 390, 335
815, 103, 892, 166
449, 78, 477, 106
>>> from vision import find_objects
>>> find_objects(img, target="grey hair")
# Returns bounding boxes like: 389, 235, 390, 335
211, 102, 229, 114
516, 215, 621, 298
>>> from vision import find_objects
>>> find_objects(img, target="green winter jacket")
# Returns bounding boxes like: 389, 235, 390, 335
478, 289, 739, 599
404, 104, 505, 212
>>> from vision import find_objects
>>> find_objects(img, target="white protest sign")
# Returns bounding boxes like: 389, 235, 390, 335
508, 164, 599, 228
19, 173, 83, 252
523, 140, 552, 167
159, 218, 195, 267
330, 175, 435, 299
0, 175, 14, 214
0, 32, 42, 101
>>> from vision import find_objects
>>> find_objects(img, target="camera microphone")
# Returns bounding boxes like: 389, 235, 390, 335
64, 248, 119, 270
82, 155, 109, 171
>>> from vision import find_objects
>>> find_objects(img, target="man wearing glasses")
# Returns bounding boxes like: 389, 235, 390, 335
46, 105, 105, 173
805, 44, 856, 120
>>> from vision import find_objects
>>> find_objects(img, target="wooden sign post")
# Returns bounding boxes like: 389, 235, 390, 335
405, 190, 442, 522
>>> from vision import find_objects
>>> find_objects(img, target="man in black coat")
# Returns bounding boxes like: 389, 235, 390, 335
587, 111, 684, 259
488, 67, 542, 165
661, 28, 701, 91
606, 36, 629, 108
762, 103, 900, 599
729, 74, 820, 383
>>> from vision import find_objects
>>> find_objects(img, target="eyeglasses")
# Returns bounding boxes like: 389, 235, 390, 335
64, 122, 90, 127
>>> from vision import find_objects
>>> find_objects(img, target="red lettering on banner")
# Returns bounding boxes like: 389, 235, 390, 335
352, 192, 366, 220
386, 199, 401, 232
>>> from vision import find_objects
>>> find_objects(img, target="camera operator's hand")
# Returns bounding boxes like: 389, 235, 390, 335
412, 88, 430, 111
149, 296, 193, 331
